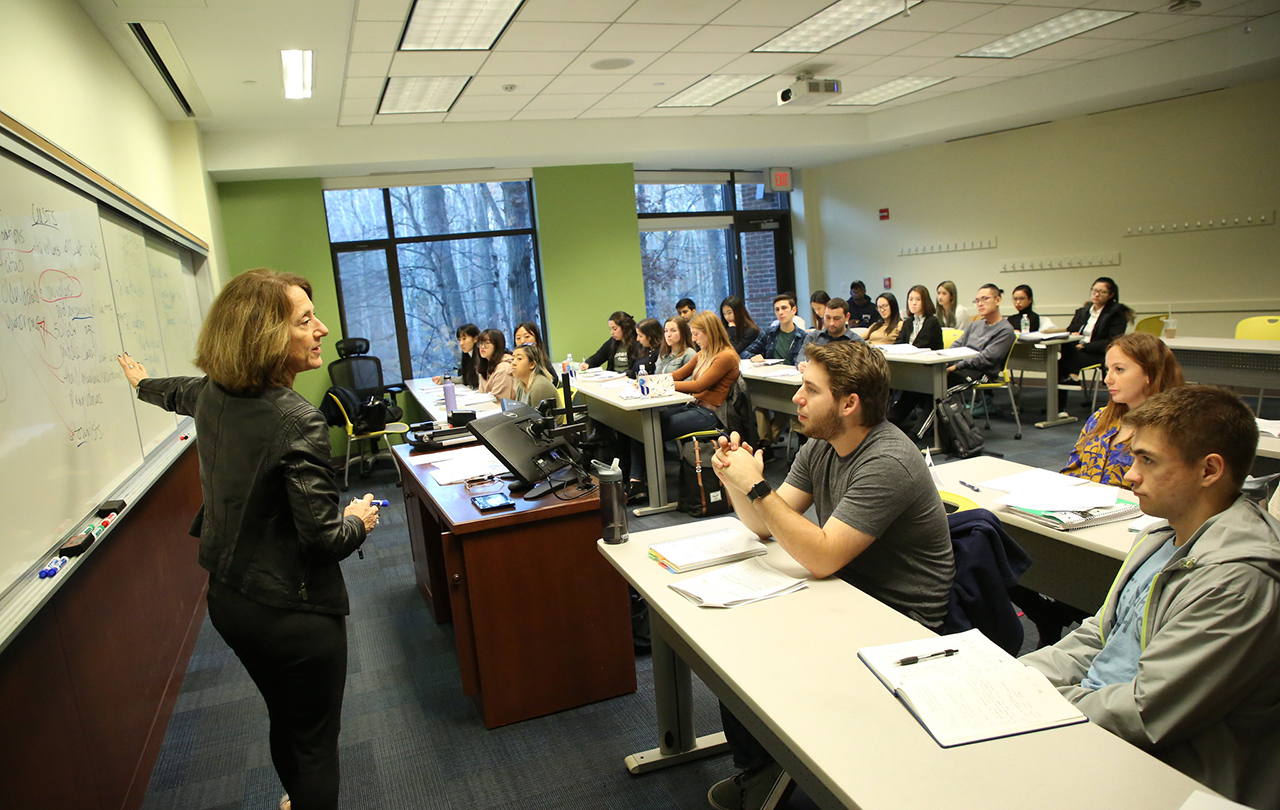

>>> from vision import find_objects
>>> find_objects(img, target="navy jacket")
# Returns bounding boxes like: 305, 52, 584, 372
942, 509, 1032, 655
740, 323, 806, 364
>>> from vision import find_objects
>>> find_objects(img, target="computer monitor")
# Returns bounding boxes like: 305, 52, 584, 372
465, 402, 582, 498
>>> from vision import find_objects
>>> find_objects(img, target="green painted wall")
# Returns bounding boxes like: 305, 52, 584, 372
532, 163, 645, 364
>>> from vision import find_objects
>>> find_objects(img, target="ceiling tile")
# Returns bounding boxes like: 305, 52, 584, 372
450, 93, 531, 112
854, 54, 950, 74
672, 25, 783, 52
619, 0, 740, 24
347, 52, 395, 77
713, 0, 840, 27
937, 76, 1006, 91
967, 56, 1072, 75
356, 0, 412, 21
577, 107, 646, 118
825, 29, 936, 55
494, 22, 610, 51
615, 73, 704, 93
1083, 0, 1166, 10
339, 115, 375, 126
808, 55, 882, 74
522, 93, 607, 110
1017, 35, 1116, 58
389, 51, 489, 76
1218, 0, 1280, 16
477, 51, 580, 74
1155, 14, 1245, 38
542, 74, 632, 93
714, 52, 812, 73
898, 31, 1012, 56
918, 56, 1004, 75
641, 106, 705, 116
446, 110, 518, 122
588, 91, 670, 108
516, 0, 635, 22
1079, 13, 1184, 38
344, 77, 387, 98
351, 20, 403, 52
952, 5, 1073, 34
1077, 38, 1164, 58
464, 75, 556, 95
640, 52, 739, 72
876, 2, 1008, 32
341, 97, 380, 116
512, 108, 581, 119
561, 51, 663, 74
709, 85, 781, 106
696, 105, 768, 115
372, 112, 448, 124
587, 23, 701, 51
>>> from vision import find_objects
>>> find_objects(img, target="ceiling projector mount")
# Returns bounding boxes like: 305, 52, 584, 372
777, 73, 842, 106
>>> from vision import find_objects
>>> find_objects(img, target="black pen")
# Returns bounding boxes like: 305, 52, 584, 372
958, 480, 981, 493
896, 649, 959, 666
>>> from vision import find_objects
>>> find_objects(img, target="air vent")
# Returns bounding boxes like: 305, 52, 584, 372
125, 21, 211, 118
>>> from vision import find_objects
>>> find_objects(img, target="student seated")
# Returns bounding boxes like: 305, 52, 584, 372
580, 311, 641, 373
1060, 276, 1130, 382
935, 279, 970, 329
719, 295, 760, 356
808, 290, 829, 334
864, 292, 902, 345
432, 323, 480, 387
743, 293, 808, 449
1007, 284, 1053, 333
657, 316, 696, 374
796, 298, 862, 373
513, 321, 547, 356
475, 329, 515, 400
626, 312, 740, 501
1062, 333, 1184, 486
707, 341, 954, 810
845, 280, 880, 330
510, 344, 557, 409
632, 318, 663, 378
1022, 386, 1280, 809
896, 285, 943, 350
676, 297, 697, 320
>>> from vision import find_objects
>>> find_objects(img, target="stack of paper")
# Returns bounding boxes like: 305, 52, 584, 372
858, 628, 1087, 747
1257, 418, 1280, 438
649, 522, 767, 573
424, 445, 507, 485
878, 344, 929, 355
762, 366, 801, 379
995, 485, 1140, 530
932, 347, 980, 359
979, 468, 1089, 493
669, 558, 808, 608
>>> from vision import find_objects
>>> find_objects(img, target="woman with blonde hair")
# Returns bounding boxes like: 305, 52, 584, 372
627, 311, 741, 501
118, 268, 379, 810
935, 280, 970, 329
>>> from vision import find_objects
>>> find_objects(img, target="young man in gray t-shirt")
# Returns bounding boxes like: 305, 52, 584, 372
707, 340, 954, 810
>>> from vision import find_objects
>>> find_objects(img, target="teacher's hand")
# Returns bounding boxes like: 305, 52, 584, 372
117, 353, 149, 389
346, 493, 379, 533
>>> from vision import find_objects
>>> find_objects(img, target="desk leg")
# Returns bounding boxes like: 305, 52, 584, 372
624, 613, 727, 774
1036, 346, 1078, 429
929, 365, 944, 453
633, 406, 679, 517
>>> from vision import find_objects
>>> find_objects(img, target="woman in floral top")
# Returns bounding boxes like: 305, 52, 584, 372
1061, 332, 1184, 486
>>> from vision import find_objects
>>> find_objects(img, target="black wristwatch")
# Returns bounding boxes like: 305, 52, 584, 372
747, 480, 772, 503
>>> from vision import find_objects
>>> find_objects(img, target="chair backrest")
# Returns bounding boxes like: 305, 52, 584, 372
942, 328, 963, 348
329, 355, 385, 398
939, 490, 980, 513
1134, 315, 1164, 336
1236, 316, 1280, 340
325, 392, 355, 435
335, 337, 370, 358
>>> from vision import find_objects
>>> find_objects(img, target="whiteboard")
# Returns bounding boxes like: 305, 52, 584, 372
0, 150, 203, 600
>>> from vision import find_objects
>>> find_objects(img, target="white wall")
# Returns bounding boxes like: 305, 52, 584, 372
801, 79, 1280, 337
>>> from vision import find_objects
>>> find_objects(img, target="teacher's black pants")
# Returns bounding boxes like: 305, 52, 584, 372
207, 579, 348, 810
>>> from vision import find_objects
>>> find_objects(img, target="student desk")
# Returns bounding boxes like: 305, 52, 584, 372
404, 377, 501, 419
1008, 334, 1083, 428
932, 456, 1133, 613
571, 376, 692, 517
392, 444, 635, 728
1162, 336, 1280, 390
598, 517, 1205, 810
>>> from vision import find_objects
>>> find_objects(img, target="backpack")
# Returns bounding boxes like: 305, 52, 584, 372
919, 385, 985, 459
678, 437, 731, 518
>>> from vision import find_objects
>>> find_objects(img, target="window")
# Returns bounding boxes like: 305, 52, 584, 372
635, 172, 792, 326
323, 181, 543, 383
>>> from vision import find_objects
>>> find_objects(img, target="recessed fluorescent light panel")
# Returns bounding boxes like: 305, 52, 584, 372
658, 75, 771, 107
380, 76, 471, 113
960, 9, 1133, 58
756, 0, 923, 53
402, 0, 524, 50
281, 49, 312, 99
831, 76, 950, 106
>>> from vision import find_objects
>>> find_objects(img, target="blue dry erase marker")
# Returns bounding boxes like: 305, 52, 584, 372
371, 499, 390, 507
39, 557, 69, 579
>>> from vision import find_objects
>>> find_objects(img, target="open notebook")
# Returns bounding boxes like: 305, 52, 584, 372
648, 521, 767, 574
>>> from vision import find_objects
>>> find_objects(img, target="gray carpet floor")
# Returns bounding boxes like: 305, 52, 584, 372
140, 385, 1124, 809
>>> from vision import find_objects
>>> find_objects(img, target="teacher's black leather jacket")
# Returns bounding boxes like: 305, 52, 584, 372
138, 376, 366, 615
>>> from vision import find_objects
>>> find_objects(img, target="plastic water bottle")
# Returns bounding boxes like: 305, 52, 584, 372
565, 353, 576, 381
1020, 313, 1029, 333
593, 458, 628, 544
637, 364, 649, 396
442, 377, 457, 414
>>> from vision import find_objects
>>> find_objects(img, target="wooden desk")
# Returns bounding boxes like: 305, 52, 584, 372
599, 518, 1205, 810
1162, 336, 1280, 390
393, 444, 635, 728
933, 456, 1133, 612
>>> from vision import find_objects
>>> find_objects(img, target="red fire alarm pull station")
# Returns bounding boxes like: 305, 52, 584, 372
884, 277, 892, 290
879, 208, 890, 220
766, 168, 793, 193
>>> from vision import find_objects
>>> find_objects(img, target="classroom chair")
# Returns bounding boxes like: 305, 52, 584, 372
942, 328, 963, 348
1134, 315, 1164, 336
326, 392, 410, 491
968, 341, 1022, 440
1236, 316, 1280, 410
328, 337, 405, 401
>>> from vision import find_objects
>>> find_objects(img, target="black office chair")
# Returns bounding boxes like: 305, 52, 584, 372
327, 337, 405, 479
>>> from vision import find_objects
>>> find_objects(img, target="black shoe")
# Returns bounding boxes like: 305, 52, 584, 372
625, 481, 648, 503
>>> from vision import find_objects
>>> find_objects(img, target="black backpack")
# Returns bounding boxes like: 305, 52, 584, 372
678, 437, 731, 518
918, 384, 985, 459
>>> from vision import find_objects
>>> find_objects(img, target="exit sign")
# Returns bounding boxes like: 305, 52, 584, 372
766, 167, 793, 193
879, 208, 890, 220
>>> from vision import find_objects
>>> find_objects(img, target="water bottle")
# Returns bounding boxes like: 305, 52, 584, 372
637, 364, 649, 396
593, 458, 629, 544
442, 377, 457, 414
566, 353, 576, 381
1020, 313, 1029, 333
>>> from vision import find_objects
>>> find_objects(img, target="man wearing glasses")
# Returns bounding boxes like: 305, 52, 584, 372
946, 284, 1015, 386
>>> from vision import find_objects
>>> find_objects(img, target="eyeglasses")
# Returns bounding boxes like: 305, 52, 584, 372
973, 296, 996, 304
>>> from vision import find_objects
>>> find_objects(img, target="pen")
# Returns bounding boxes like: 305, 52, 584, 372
896, 649, 959, 666
959, 480, 981, 493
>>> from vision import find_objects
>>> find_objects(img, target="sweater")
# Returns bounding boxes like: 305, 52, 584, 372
673, 348, 740, 408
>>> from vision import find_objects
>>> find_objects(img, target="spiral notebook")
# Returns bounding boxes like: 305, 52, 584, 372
1005, 498, 1141, 530
648, 521, 767, 574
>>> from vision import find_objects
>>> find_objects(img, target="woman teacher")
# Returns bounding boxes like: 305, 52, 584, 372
118, 268, 379, 810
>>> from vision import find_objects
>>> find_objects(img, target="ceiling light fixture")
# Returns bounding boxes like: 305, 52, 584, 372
657, 75, 771, 107
959, 9, 1132, 58
379, 76, 470, 113
402, 0, 524, 51
756, 0, 924, 53
830, 76, 950, 105
590, 58, 635, 71
281, 49, 312, 99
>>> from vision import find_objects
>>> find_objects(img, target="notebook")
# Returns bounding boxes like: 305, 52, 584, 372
1004, 497, 1141, 530
668, 558, 807, 608
648, 521, 767, 574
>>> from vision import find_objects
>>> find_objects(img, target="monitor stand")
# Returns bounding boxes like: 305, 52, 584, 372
523, 468, 582, 500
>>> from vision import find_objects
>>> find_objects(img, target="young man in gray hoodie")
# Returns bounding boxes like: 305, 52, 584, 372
1022, 385, 1280, 809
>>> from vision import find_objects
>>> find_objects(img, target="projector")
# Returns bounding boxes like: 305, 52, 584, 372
777, 77, 841, 106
